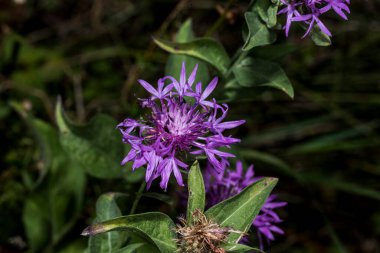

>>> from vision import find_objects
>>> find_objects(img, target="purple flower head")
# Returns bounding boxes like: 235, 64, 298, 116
278, 0, 350, 37
204, 161, 287, 248
117, 62, 245, 190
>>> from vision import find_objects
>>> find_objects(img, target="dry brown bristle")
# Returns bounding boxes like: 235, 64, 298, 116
175, 209, 243, 253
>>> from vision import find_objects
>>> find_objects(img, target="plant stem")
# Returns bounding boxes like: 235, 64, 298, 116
129, 180, 146, 215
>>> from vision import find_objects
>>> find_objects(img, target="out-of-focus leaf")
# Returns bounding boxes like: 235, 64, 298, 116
55, 100, 125, 179
49, 156, 86, 244
124, 168, 145, 183
11, 102, 56, 188
0, 103, 11, 119
23, 194, 50, 252
186, 161, 205, 224
82, 212, 177, 253
21, 118, 86, 253
154, 37, 230, 75
309, 25, 332, 46
205, 178, 278, 243
239, 149, 303, 181
243, 115, 332, 146
88, 193, 128, 253
231, 57, 294, 98
141, 193, 174, 206
243, 12, 276, 51
287, 122, 379, 155
57, 239, 87, 253
2, 32, 66, 89
323, 216, 349, 253
301, 173, 380, 201
165, 19, 209, 84
222, 242, 263, 253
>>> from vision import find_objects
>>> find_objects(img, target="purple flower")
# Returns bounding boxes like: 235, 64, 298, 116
204, 161, 287, 248
278, 0, 351, 37
117, 62, 245, 190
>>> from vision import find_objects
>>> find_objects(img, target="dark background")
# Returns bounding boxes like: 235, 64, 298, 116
1, 0, 379, 252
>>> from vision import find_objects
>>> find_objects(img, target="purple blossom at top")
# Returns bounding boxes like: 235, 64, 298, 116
278, 0, 350, 37
204, 161, 287, 248
117, 62, 245, 190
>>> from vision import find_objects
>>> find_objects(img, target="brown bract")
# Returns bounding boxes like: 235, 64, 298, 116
176, 209, 243, 253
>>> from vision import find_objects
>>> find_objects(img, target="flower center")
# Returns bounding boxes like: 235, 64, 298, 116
148, 99, 208, 151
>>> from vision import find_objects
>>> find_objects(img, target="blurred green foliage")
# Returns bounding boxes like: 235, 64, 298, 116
0, 0, 379, 253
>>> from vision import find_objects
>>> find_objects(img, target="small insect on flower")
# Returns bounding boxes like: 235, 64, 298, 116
176, 209, 244, 253
117, 62, 245, 190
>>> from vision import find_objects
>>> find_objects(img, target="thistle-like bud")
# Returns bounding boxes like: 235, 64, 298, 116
176, 209, 243, 253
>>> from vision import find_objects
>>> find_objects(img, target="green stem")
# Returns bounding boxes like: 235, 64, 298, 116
225, 49, 248, 79
129, 180, 146, 215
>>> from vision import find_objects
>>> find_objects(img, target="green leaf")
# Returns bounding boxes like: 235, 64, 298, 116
286, 123, 380, 155
243, 12, 276, 51
21, 118, 86, 253
253, 0, 279, 28
205, 178, 278, 243
165, 19, 209, 84
55, 100, 125, 179
113, 243, 145, 253
222, 242, 263, 253
309, 25, 332, 46
82, 213, 177, 253
23, 194, 50, 252
154, 37, 230, 75
88, 193, 128, 253
11, 102, 56, 189
300, 172, 380, 201
186, 161, 205, 224
57, 239, 87, 253
231, 57, 294, 98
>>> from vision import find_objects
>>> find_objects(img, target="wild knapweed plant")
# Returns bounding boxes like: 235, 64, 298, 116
79, 0, 352, 252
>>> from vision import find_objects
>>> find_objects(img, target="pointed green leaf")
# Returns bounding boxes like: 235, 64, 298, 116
186, 161, 205, 224
243, 12, 276, 51
154, 37, 230, 75
55, 100, 125, 179
222, 242, 263, 253
232, 57, 294, 98
82, 213, 177, 253
88, 193, 128, 253
205, 178, 278, 243
165, 19, 209, 84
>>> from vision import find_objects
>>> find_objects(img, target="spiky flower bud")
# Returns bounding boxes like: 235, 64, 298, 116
176, 209, 243, 253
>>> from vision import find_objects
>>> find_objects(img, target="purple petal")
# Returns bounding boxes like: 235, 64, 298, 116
138, 79, 158, 97
201, 77, 218, 101
180, 62, 186, 86
188, 64, 198, 86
